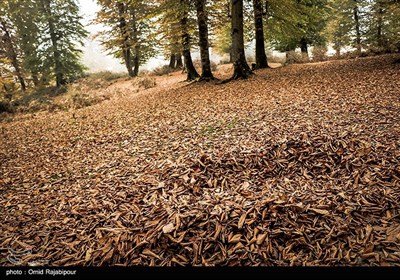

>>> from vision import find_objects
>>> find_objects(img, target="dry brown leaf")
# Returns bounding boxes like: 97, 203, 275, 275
85, 248, 93, 263
256, 233, 268, 245
162, 223, 175, 234
229, 234, 242, 243
1, 55, 399, 266
238, 213, 247, 229
310, 208, 330, 215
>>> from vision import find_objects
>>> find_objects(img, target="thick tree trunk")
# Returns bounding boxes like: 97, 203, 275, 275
117, 3, 134, 77
169, 53, 176, 68
253, 0, 268, 69
41, 0, 64, 87
195, 0, 213, 80
176, 53, 183, 68
231, 0, 252, 80
133, 45, 140, 76
180, 0, 199, 81
0, 21, 26, 91
353, 3, 361, 53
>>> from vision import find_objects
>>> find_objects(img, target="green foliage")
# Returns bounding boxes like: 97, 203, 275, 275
38, 0, 88, 84
266, 0, 330, 52
325, 0, 400, 54
1, 0, 88, 89
365, 0, 400, 52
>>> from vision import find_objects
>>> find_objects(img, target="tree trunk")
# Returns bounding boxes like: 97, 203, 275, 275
376, 2, 384, 49
195, 0, 214, 80
0, 21, 26, 91
180, 0, 199, 81
253, 0, 268, 69
169, 53, 176, 68
176, 53, 183, 68
231, 0, 252, 80
300, 37, 309, 60
131, 6, 139, 77
133, 45, 140, 76
32, 74, 39, 87
353, 3, 361, 53
41, 0, 64, 87
117, 3, 134, 77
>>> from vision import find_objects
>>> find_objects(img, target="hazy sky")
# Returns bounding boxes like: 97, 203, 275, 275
77, 0, 153, 72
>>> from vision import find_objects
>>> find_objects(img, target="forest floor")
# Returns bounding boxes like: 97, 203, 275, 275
1, 54, 400, 266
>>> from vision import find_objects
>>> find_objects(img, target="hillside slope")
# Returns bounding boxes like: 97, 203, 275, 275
1, 55, 400, 266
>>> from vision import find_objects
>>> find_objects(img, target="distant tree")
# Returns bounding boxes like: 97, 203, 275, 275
366, 0, 400, 52
0, 1, 26, 91
210, 0, 232, 62
38, 0, 87, 87
266, 0, 329, 58
353, 0, 362, 52
325, 0, 400, 54
324, 0, 353, 55
96, 0, 156, 77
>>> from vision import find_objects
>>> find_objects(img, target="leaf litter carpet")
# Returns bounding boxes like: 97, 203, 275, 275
1, 55, 400, 266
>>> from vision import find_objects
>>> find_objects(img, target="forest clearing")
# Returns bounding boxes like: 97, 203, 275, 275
1, 54, 399, 266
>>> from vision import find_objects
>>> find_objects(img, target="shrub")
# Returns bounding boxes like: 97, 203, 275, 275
151, 65, 173, 76
136, 77, 157, 89
268, 55, 286, 64
68, 92, 101, 109
312, 47, 328, 62
0, 99, 14, 113
286, 51, 305, 64
139, 69, 151, 76
87, 71, 127, 81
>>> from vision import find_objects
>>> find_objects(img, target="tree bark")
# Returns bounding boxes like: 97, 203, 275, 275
41, 0, 64, 87
131, 6, 139, 76
353, 2, 361, 53
300, 37, 309, 60
376, 2, 384, 49
117, 2, 134, 77
169, 53, 176, 68
180, 0, 199, 81
195, 0, 213, 80
133, 45, 140, 76
32, 74, 39, 87
231, 0, 252, 80
176, 53, 183, 68
253, 0, 268, 69
0, 21, 26, 91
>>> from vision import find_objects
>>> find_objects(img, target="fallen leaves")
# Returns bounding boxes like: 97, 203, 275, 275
0, 55, 399, 266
